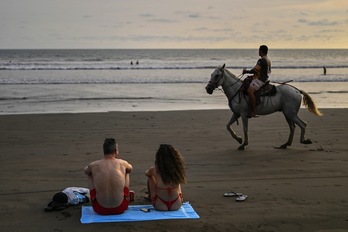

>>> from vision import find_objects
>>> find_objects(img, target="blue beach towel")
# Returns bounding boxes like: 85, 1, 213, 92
80, 202, 200, 224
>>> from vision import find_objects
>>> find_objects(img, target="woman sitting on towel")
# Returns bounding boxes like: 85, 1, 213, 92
145, 144, 186, 211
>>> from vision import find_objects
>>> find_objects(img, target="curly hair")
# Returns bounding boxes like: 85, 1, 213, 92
155, 144, 186, 185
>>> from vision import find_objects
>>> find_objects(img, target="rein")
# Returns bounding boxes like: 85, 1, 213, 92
218, 70, 243, 103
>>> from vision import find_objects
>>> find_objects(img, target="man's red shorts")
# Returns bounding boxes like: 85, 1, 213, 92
90, 187, 129, 215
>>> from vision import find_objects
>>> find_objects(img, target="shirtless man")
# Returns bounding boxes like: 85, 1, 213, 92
84, 138, 132, 215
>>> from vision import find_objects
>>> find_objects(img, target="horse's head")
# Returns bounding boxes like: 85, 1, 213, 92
205, 64, 225, 94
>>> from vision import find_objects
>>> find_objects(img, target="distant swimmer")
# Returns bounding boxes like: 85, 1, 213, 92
323, 66, 327, 75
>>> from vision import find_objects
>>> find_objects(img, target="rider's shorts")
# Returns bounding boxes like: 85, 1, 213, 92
250, 79, 264, 91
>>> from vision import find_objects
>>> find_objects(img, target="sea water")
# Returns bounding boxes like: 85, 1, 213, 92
0, 49, 347, 114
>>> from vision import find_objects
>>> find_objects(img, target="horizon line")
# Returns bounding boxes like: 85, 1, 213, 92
1, 47, 347, 50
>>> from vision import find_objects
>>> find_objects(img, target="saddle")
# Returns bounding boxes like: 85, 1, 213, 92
242, 77, 277, 105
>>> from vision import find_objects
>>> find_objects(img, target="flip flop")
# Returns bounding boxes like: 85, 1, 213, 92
235, 195, 248, 202
223, 192, 243, 197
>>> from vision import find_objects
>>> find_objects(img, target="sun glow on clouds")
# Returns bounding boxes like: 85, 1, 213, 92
0, 0, 347, 48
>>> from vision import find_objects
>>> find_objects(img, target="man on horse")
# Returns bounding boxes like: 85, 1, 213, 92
242, 45, 271, 117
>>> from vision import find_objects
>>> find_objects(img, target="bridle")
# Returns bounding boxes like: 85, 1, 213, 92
207, 68, 225, 90
209, 68, 245, 103
209, 68, 242, 90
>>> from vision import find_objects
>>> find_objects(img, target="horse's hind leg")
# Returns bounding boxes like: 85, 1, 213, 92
279, 116, 295, 149
293, 115, 312, 144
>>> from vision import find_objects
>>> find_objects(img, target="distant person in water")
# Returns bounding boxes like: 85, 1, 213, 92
323, 66, 327, 75
145, 144, 186, 211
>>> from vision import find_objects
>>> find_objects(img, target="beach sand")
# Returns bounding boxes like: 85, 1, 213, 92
0, 109, 347, 232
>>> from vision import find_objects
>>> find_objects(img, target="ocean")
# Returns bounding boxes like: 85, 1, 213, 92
0, 49, 347, 115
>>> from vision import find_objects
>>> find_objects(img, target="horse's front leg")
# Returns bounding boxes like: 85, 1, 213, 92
238, 116, 249, 150
226, 114, 243, 145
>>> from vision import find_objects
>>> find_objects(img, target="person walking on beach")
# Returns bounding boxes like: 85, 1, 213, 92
145, 144, 186, 211
84, 138, 132, 215
242, 45, 271, 117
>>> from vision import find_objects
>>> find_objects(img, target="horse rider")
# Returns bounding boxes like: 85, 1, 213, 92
242, 45, 271, 117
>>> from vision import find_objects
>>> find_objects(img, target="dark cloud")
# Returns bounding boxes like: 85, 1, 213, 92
188, 13, 200, 18
138, 13, 176, 23
147, 18, 176, 23
175, 10, 203, 19
298, 18, 338, 26
195, 27, 209, 31
318, 29, 344, 33
89, 34, 229, 43
139, 13, 154, 18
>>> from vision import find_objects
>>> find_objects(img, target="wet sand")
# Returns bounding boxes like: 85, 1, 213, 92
0, 109, 347, 232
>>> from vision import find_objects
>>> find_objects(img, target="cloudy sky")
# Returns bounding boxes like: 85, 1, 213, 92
0, 0, 347, 49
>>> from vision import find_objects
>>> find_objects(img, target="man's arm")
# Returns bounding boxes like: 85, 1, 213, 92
84, 164, 92, 175
243, 69, 254, 74
243, 59, 262, 75
124, 160, 132, 174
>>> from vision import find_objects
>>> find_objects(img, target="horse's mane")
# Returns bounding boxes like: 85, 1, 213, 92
224, 68, 237, 78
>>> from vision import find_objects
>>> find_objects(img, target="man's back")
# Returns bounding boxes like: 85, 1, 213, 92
88, 158, 128, 207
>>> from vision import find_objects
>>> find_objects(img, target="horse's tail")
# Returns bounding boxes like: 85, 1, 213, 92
300, 90, 322, 116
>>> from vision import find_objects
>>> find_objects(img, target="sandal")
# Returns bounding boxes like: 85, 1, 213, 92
235, 195, 248, 202
223, 192, 242, 197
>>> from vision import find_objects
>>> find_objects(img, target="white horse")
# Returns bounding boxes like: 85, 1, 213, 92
205, 64, 322, 150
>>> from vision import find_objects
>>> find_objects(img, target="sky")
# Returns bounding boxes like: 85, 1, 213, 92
0, 0, 347, 49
